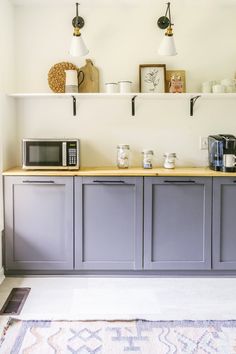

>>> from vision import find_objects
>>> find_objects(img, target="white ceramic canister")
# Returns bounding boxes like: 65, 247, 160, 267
65, 69, 78, 93
118, 81, 132, 93
105, 83, 118, 93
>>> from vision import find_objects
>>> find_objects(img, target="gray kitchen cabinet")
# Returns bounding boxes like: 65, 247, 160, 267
144, 177, 212, 270
75, 177, 143, 270
4, 176, 73, 270
213, 178, 236, 270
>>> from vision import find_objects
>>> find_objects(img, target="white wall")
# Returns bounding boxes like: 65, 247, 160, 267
9, 0, 236, 167
14, 0, 236, 92
16, 96, 236, 167
0, 0, 17, 168
0, 0, 16, 278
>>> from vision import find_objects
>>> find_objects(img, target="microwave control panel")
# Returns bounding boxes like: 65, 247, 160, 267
67, 142, 78, 166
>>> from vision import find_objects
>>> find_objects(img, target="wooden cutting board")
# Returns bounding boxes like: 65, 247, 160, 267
79, 59, 99, 93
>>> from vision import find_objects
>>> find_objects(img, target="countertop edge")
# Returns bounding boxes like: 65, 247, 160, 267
2, 167, 236, 177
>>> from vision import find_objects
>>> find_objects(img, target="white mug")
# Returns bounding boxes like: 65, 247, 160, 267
221, 79, 236, 86
221, 79, 236, 93
225, 85, 236, 93
212, 84, 225, 93
223, 154, 236, 168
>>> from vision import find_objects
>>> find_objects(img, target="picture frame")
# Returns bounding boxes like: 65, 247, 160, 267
166, 70, 186, 93
139, 64, 166, 93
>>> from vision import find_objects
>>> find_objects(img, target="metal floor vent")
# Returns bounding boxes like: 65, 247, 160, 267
0, 288, 31, 315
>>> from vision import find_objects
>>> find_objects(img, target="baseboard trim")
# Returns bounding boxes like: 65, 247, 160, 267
0, 267, 5, 285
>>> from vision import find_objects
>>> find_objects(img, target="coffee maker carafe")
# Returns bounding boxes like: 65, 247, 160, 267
208, 134, 236, 172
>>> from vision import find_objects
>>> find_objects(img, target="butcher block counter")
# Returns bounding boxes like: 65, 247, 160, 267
3, 166, 236, 176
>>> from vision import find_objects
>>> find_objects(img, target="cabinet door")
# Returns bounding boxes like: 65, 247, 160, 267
75, 177, 143, 270
4, 176, 73, 270
213, 178, 236, 270
144, 177, 212, 270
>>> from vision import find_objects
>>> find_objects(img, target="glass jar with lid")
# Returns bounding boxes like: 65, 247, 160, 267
163, 152, 177, 169
117, 144, 130, 168
142, 149, 154, 169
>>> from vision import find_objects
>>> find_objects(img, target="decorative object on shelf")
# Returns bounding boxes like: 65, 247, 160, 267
201, 79, 236, 94
65, 69, 84, 93
79, 59, 99, 93
69, 3, 89, 57
48, 62, 78, 93
117, 144, 130, 169
118, 81, 132, 93
142, 150, 154, 169
65, 70, 78, 93
139, 64, 166, 93
157, 2, 177, 56
201, 81, 214, 93
105, 80, 132, 93
221, 79, 236, 93
163, 152, 177, 169
166, 70, 186, 93
105, 83, 118, 93
212, 84, 225, 93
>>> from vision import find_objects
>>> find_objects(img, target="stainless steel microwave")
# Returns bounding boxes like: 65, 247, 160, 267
22, 138, 80, 170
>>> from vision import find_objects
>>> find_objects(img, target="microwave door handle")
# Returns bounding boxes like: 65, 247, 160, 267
62, 142, 67, 166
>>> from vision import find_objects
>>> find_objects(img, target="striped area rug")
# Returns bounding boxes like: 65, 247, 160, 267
1, 318, 236, 353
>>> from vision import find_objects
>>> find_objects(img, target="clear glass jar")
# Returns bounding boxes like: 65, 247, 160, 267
142, 149, 154, 169
117, 144, 130, 168
163, 152, 177, 169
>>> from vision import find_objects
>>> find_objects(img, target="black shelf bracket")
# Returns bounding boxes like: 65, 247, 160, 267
131, 95, 137, 116
190, 95, 201, 116
72, 96, 77, 117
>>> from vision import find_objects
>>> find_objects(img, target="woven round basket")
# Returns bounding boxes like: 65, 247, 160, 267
48, 62, 78, 93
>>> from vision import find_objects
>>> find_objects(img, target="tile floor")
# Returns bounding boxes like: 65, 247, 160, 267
0, 276, 236, 331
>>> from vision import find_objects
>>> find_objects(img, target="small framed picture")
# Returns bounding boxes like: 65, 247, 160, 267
139, 64, 166, 93
166, 70, 186, 93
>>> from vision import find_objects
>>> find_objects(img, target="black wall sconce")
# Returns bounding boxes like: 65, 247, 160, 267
157, 2, 177, 56
69, 3, 89, 57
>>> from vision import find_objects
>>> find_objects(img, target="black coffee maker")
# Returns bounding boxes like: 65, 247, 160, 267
208, 134, 236, 172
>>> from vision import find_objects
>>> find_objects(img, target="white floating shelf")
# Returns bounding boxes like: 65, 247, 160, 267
8, 92, 236, 99
7, 92, 236, 118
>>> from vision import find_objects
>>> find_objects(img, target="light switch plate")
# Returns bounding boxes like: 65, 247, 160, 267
200, 136, 208, 150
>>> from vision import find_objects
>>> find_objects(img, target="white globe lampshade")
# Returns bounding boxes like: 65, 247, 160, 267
69, 35, 89, 57
158, 34, 177, 56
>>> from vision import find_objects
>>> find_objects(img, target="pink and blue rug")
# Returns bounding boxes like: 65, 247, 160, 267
1, 318, 236, 353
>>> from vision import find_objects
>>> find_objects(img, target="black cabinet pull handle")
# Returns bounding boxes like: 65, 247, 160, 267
23, 180, 55, 184
93, 180, 125, 184
164, 180, 196, 184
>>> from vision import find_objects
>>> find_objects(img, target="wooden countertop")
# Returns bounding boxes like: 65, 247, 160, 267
3, 166, 236, 177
